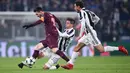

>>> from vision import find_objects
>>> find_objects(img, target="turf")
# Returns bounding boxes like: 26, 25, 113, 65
0, 56, 130, 73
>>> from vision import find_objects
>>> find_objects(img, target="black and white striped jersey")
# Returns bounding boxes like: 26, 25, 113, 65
78, 8, 100, 37
57, 28, 75, 51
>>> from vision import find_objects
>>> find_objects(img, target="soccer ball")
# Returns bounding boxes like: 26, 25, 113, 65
25, 57, 36, 67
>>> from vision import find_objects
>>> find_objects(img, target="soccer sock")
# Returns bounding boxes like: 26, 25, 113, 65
69, 51, 79, 65
49, 66, 57, 70
32, 50, 39, 59
104, 46, 119, 52
56, 50, 69, 62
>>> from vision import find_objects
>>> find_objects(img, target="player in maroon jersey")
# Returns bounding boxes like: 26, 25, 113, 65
18, 7, 69, 68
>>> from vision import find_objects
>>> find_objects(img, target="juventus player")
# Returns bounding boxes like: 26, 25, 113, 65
61, 1, 128, 70
41, 18, 75, 70
57, 18, 75, 52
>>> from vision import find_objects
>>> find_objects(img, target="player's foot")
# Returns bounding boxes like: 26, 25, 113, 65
56, 64, 60, 69
61, 63, 73, 70
118, 46, 128, 55
18, 63, 24, 69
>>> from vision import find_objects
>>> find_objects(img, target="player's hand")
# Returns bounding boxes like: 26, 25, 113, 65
23, 25, 30, 29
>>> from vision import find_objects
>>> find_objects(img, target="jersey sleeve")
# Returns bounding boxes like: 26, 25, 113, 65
53, 15, 62, 32
93, 15, 100, 24
56, 28, 75, 38
29, 19, 43, 27
90, 11, 100, 25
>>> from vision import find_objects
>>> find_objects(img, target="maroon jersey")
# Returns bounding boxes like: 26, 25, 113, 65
44, 12, 60, 36
30, 12, 62, 37
30, 12, 62, 48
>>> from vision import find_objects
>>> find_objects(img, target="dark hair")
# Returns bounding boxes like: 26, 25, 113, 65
75, 1, 84, 8
34, 7, 43, 12
66, 18, 75, 24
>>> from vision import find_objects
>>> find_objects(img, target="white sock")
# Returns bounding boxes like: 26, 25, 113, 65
69, 51, 79, 65
104, 46, 119, 52
49, 66, 57, 70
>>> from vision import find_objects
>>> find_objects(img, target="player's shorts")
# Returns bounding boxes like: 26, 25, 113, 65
40, 34, 58, 49
78, 30, 101, 46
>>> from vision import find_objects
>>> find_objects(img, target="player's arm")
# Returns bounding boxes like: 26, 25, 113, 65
23, 17, 44, 29
92, 12, 100, 25
56, 28, 75, 38
53, 15, 62, 32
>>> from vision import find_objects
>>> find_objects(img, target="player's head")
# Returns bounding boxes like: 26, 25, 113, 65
34, 7, 44, 17
66, 18, 75, 29
74, 1, 84, 12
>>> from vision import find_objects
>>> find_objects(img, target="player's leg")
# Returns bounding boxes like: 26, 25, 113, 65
43, 64, 60, 70
61, 42, 85, 70
61, 35, 88, 70
49, 64, 60, 70
43, 54, 60, 70
37, 50, 44, 59
18, 41, 46, 69
92, 30, 128, 55
32, 42, 44, 59
37, 47, 51, 59
95, 44, 128, 55
69, 42, 85, 65
36, 47, 60, 70
95, 44, 117, 52
52, 48, 69, 62
48, 35, 70, 62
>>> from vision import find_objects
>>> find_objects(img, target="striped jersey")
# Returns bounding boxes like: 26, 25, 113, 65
78, 8, 100, 37
57, 28, 75, 51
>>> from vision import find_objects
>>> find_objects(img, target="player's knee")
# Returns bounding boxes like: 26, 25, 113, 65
95, 45, 105, 53
99, 49, 105, 53
74, 46, 80, 52
34, 43, 43, 50
52, 48, 58, 53
34, 45, 40, 50
99, 48, 105, 53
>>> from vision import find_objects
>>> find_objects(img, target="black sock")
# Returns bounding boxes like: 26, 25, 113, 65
56, 50, 69, 62
55, 64, 60, 69
32, 50, 39, 59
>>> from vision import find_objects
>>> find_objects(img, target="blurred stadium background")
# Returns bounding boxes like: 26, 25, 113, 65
0, 0, 130, 73
0, 0, 130, 57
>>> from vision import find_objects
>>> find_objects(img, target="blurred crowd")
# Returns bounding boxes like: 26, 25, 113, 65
0, 0, 130, 42
0, 0, 75, 11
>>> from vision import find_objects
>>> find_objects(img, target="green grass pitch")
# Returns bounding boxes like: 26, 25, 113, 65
0, 56, 130, 73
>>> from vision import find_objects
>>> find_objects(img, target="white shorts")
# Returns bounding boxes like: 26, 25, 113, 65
78, 30, 101, 46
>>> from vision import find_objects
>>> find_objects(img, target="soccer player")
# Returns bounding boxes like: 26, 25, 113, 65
19, 18, 75, 70
57, 18, 75, 52
18, 7, 69, 68
61, 1, 128, 70
40, 18, 75, 70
